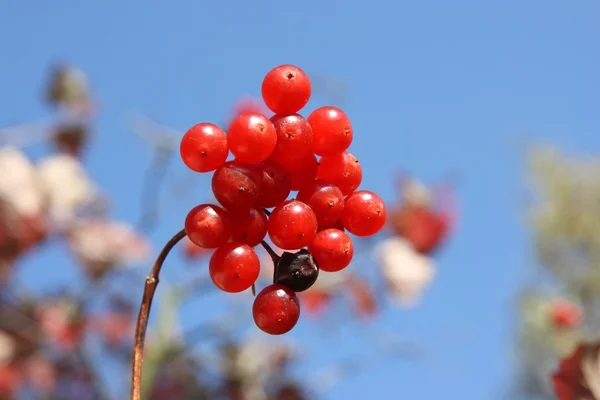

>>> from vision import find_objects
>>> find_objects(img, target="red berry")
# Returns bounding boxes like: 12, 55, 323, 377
550, 300, 583, 328
261, 65, 311, 115
297, 180, 344, 226
390, 206, 446, 254
318, 219, 345, 232
231, 96, 267, 117
228, 112, 277, 164
256, 160, 292, 208
180, 123, 228, 172
182, 237, 211, 259
269, 114, 313, 165
316, 151, 362, 195
268, 200, 318, 250
287, 152, 319, 191
211, 160, 262, 212
308, 229, 354, 272
209, 242, 260, 293
307, 106, 353, 157
184, 204, 232, 248
230, 208, 268, 247
341, 191, 386, 237
252, 284, 301, 335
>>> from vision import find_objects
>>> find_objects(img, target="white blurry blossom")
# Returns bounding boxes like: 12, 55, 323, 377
47, 66, 91, 109
68, 219, 151, 274
219, 335, 296, 400
376, 237, 435, 308
36, 153, 97, 227
0, 331, 16, 366
401, 179, 432, 207
0, 147, 45, 216
311, 266, 351, 293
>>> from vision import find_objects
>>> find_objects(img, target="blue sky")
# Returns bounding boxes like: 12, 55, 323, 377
2, 1, 600, 399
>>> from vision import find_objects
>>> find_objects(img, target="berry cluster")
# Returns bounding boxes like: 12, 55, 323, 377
179, 64, 386, 335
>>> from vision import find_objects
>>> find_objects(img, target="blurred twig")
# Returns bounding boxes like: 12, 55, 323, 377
136, 148, 173, 234
131, 228, 186, 400
128, 113, 180, 235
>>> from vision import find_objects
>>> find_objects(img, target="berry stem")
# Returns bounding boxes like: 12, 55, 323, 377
263, 208, 271, 216
130, 228, 187, 400
260, 240, 280, 282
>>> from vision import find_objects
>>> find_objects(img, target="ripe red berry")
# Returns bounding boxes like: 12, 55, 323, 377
211, 160, 262, 212
261, 65, 311, 115
209, 242, 260, 293
316, 151, 362, 196
308, 229, 354, 272
269, 114, 313, 165
307, 106, 353, 157
255, 160, 292, 208
341, 190, 386, 237
252, 284, 301, 335
180, 123, 228, 172
184, 204, 232, 248
297, 180, 344, 226
229, 208, 268, 247
318, 219, 346, 232
268, 200, 318, 250
287, 152, 319, 191
227, 112, 277, 164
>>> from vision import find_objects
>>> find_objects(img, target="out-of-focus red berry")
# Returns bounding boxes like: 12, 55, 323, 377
550, 300, 583, 328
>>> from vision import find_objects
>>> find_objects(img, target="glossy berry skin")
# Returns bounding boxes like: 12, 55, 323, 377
342, 191, 386, 237
286, 152, 319, 192
268, 200, 318, 250
308, 229, 354, 272
316, 151, 362, 196
318, 219, 346, 232
253, 284, 301, 335
297, 180, 344, 226
185, 204, 232, 248
269, 114, 313, 165
229, 208, 268, 247
307, 106, 353, 157
227, 112, 277, 164
211, 160, 262, 212
274, 249, 319, 292
256, 160, 292, 208
180, 123, 229, 172
209, 243, 260, 293
261, 65, 311, 115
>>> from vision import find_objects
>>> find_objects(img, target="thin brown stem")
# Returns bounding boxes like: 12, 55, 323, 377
260, 240, 280, 265
130, 228, 186, 400
260, 240, 280, 283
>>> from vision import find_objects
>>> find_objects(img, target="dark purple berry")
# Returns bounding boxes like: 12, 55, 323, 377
274, 249, 319, 292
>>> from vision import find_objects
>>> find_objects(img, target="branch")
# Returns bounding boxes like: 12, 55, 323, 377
260, 240, 280, 283
136, 147, 173, 234
130, 228, 186, 400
